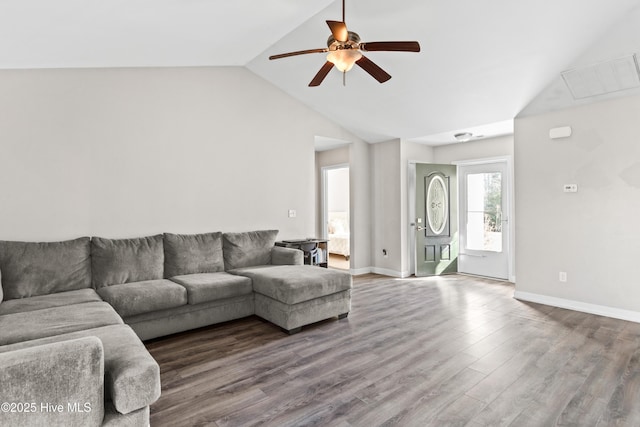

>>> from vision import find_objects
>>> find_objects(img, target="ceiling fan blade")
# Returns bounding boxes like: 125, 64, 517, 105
326, 20, 349, 42
359, 41, 421, 52
309, 62, 335, 87
356, 55, 391, 83
269, 48, 328, 60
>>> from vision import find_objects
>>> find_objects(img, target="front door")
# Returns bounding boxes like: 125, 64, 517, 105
415, 163, 458, 276
458, 161, 510, 280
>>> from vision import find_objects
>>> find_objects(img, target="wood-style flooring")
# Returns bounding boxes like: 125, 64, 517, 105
145, 274, 640, 427
328, 253, 350, 270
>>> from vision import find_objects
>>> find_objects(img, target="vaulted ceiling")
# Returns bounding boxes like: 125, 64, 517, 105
2, 0, 640, 145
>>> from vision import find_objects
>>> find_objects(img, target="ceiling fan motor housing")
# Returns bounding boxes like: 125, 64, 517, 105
327, 31, 361, 51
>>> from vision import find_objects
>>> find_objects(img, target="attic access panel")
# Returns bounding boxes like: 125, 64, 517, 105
561, 54, 640, 100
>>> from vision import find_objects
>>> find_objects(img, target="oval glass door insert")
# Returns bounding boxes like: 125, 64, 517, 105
427, 175, 448, 235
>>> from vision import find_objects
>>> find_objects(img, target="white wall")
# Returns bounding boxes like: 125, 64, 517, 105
368, 139, 435, 277
0, 67, 356, 241
327, 168, 349, 213
515, 95, 640, 319
348, 140, 372, 272
370, 140, 402, 274
433, 134, 514, 164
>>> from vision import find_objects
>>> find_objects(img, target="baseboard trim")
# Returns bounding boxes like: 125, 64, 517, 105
370, 267, 410, 278
514, 290, 640, 324
350, 267, 373, 276
349, 267, 410, 278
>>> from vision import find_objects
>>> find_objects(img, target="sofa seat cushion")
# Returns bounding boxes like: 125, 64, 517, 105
230, 265, 352, 304
0, 237, 92, 299
0, 289, 102, 316
170, 272, 252, 305
164, 232, 225, 277
0, 301, 123, 346
0, 324, 160, 415
97, 279, 187, 317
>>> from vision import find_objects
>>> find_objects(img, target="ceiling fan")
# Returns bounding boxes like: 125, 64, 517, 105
269, 0, 421, 87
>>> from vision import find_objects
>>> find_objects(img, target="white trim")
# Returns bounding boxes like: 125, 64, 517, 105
407, 161, 417, 276
452, 155, 512, 166
514, 291, 640, 324
371, 267, 411, 278
350, 267, 373, 276
348, 266, 410, 278
455, 156, 515, 282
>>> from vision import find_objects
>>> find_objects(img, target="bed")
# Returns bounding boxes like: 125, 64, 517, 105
327, 211, 350, 260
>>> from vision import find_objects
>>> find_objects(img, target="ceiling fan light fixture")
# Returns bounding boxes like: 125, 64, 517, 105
454, 132, 473, 142
327, 49, 362, 72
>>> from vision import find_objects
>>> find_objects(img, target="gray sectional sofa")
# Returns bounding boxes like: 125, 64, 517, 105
0, 230, 352, 427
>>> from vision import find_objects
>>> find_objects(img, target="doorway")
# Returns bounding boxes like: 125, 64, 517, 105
414, 163, 458, 277
409, 158, 513, 280
321, 165, 350, 270
457, 159, 511, 280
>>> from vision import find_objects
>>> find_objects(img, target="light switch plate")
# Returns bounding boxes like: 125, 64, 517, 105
288, 209, 296, 218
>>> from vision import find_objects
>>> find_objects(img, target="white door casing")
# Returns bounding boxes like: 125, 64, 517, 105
457, 159, 511, 280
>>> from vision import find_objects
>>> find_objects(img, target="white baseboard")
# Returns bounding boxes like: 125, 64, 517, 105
349, 267, 411, 278
514, 291, 640, 324
349, 267, 372, 276
371, 267, 410, 278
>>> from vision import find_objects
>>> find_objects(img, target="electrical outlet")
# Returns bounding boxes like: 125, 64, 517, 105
559, 272, 567, 282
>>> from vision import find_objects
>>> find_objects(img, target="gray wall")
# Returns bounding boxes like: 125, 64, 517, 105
0, 67, 357, 241
327, 168, 349, 212
370, 140, 402, 274
515, 94, 640, 316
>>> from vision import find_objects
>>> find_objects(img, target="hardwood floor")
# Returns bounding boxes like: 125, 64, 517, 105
145, 274, 640, 426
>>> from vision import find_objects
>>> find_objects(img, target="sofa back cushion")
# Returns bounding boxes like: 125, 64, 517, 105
0, 237, 92, 300
164, 232, 224, 278
91, 235, 164, 288
222, 230, 278, 270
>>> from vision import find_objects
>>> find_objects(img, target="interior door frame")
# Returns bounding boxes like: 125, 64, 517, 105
408, 161, 417, 276
453, 156, 515, 282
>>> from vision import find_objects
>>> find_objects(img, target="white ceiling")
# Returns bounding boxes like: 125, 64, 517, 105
2, 0, 640, 145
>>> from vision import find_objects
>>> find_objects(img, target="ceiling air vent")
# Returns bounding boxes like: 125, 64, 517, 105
561, 54, 640, 100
